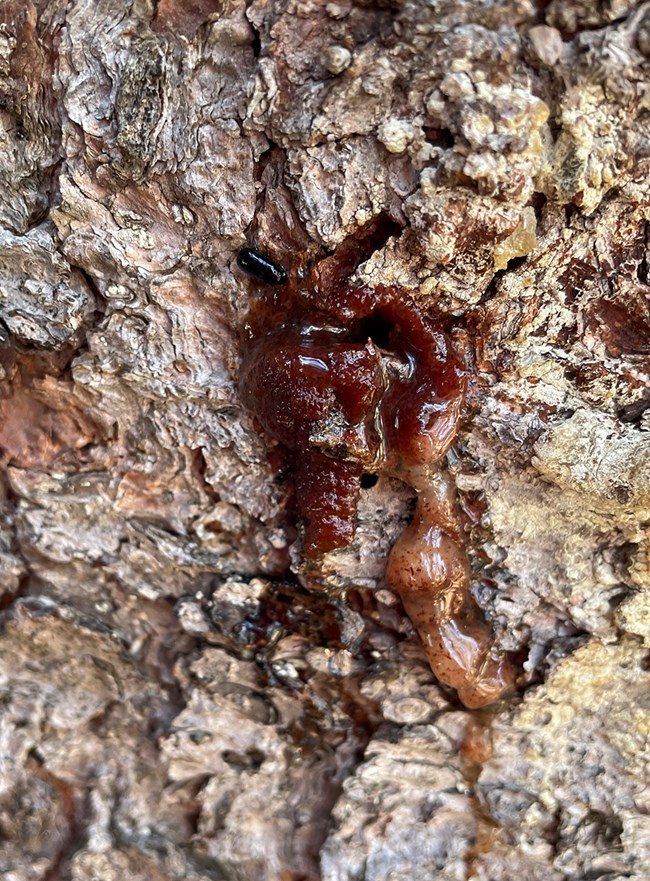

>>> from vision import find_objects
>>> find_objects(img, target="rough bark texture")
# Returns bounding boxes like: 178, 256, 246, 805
1, 1, 649, 880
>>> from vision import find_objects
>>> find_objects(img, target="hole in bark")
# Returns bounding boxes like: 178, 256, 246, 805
222, 748, 265, 770
425, 127, 455, 148
251, 24, 262, 58
349, 213, 403, 266
504, 255, 529, 272
354, 313, 393, 348
531, 191, 548, 224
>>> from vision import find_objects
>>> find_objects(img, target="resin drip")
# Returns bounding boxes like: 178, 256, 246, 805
239, 250, 514, 707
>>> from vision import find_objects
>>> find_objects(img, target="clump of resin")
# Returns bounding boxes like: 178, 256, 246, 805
238, 238, 514, 708
385, 467, 514, 707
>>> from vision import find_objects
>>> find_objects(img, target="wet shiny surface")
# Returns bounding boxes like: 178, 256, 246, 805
386, 472, 515, 708
239, 275, 466, 554
239, 242, 513, 706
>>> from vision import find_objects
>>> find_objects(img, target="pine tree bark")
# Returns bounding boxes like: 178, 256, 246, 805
1, 1, 649, 880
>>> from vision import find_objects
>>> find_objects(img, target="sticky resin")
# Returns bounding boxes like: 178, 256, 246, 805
238, 247, 514, 707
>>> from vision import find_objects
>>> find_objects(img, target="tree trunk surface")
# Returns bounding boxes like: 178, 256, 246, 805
1, 1, 649, 879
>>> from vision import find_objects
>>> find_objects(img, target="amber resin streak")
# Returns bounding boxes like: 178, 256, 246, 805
238, 243, 514, 708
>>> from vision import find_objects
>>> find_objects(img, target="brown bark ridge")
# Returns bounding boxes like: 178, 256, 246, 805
1, 1, 649, 879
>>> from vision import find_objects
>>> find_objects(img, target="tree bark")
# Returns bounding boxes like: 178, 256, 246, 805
1, 1, 649, 880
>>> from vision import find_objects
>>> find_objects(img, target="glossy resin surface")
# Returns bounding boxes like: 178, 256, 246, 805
239, 243, 513, 707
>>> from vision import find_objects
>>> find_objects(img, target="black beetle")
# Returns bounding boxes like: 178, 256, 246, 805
237, 248, 288, 285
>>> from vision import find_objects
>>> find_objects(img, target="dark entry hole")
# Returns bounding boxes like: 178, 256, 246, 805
425, 127, 455, 148
251, 25, 262, 58
222, 748, 265, 771
504, 255, 529, 272
361, 473, 379, 489
354, 313, 393, 348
